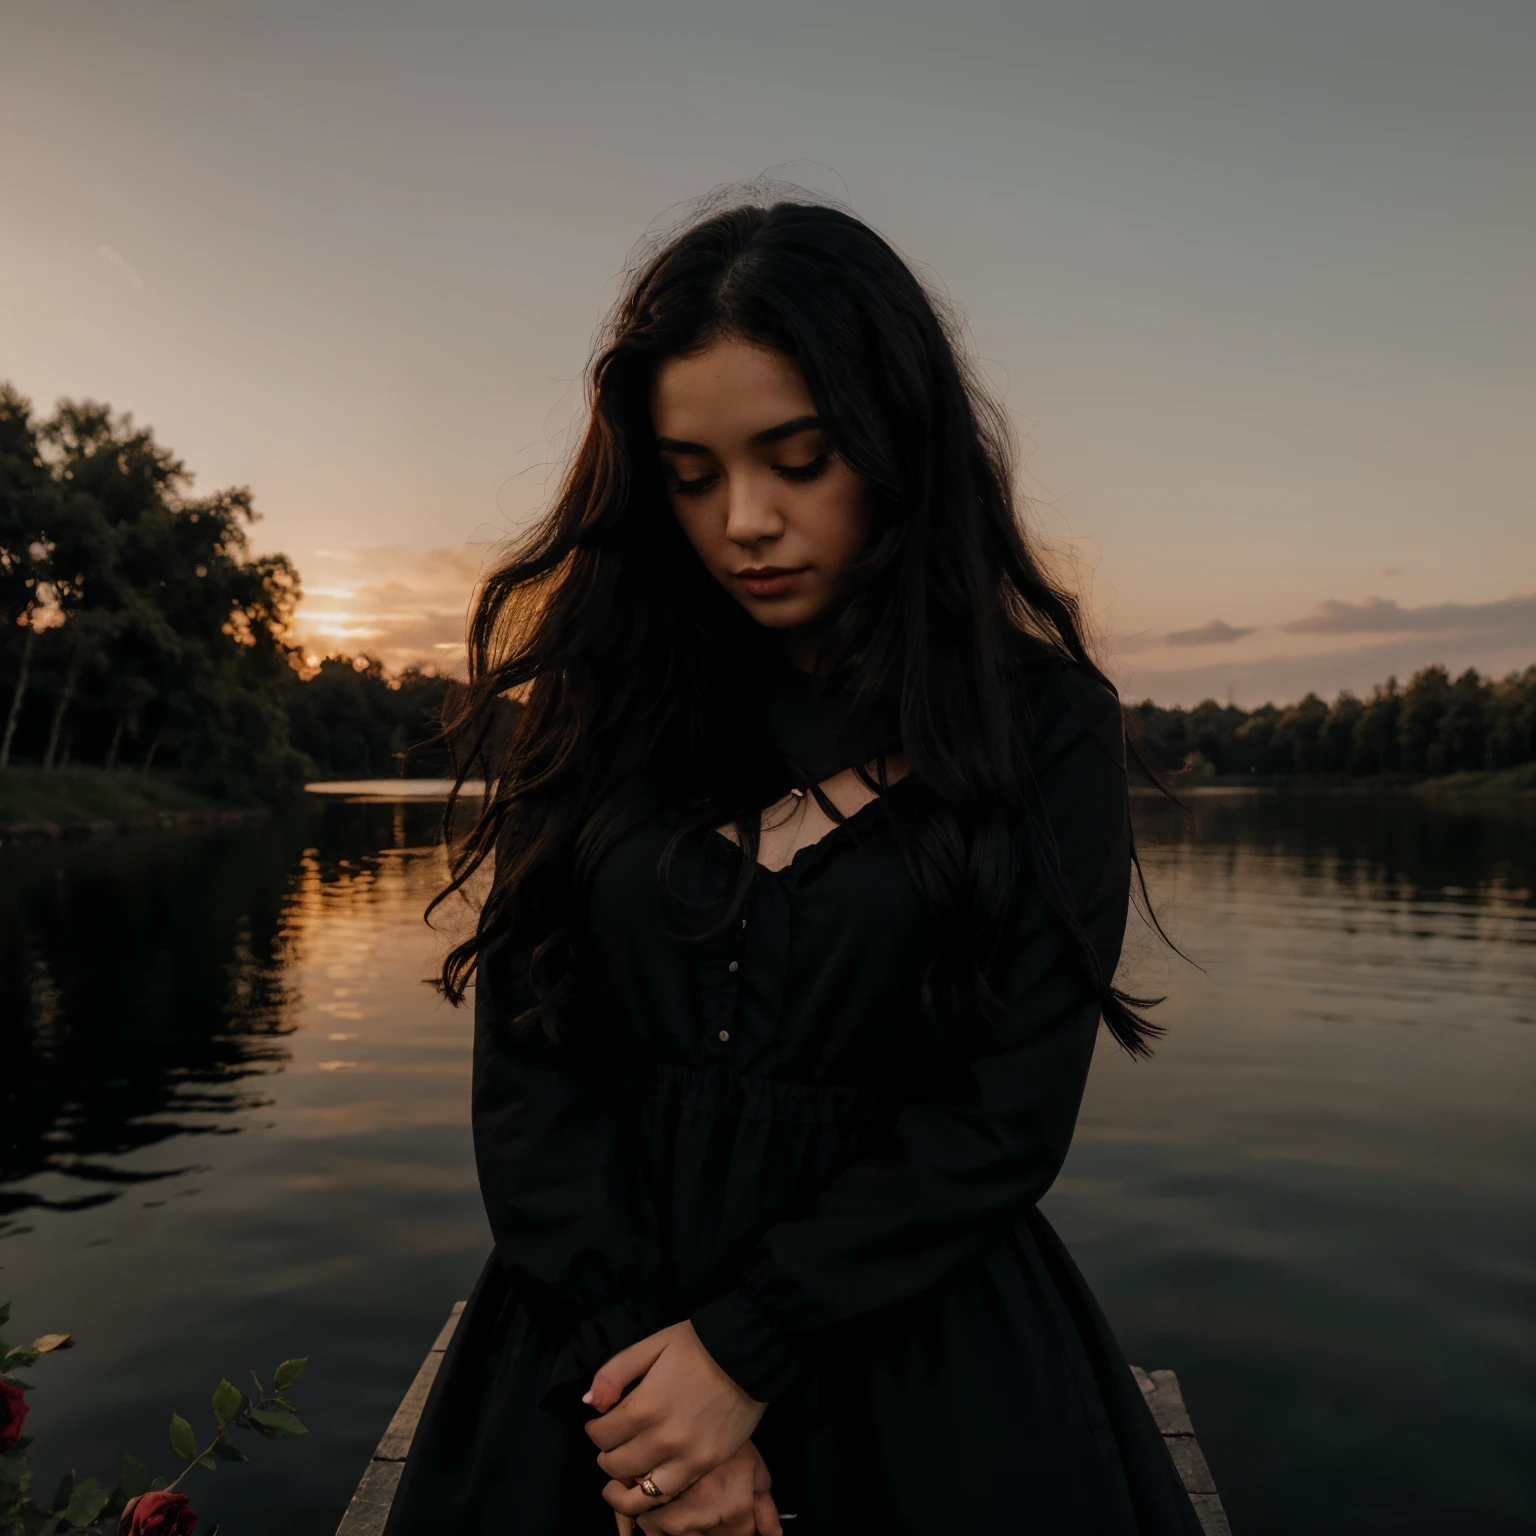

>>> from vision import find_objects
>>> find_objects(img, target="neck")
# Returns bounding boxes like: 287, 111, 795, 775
775, 620, 838, 678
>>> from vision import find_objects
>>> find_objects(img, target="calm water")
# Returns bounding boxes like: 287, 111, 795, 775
1, 792, 1533, 1534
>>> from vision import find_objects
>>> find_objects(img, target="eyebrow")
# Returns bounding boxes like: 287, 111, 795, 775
654, 414, 824, 455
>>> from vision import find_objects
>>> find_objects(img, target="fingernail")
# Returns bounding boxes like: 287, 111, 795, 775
581, 1391, 593, 1404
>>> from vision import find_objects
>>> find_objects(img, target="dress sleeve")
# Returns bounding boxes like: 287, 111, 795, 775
473, 929, 669, 1411
689, 664, 1132, 1404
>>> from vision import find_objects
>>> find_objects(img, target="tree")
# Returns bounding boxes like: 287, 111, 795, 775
1434, 668, 1490, 773
1398, 665, 1454, 774
0, 390, 308, 798
1232, 704, 1280, 774
1186, 699, 1246, 774
283, 657, 455, 780
1487, 666, 1536, 769
1272, 693, 1329, 775
1349, 678, 1402, 775
0, 385, 55, 767
1320, 691, 1364, 774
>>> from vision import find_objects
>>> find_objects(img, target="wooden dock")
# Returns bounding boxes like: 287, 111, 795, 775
1133, 1365, 1231, 1535
337, 1304, 1231, 1534
335, 1301, 465, 1536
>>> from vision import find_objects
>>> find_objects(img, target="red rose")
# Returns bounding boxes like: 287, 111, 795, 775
0, 1380, 27, 1450
118, 1491, 198, 1536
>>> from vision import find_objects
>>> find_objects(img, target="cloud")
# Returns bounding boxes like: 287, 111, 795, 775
1165, 619, 1255, 647
1283, 592, 1536, 636
294, 544, 489, 673
1117, 630, 1536, 710
97, 243, 144, 290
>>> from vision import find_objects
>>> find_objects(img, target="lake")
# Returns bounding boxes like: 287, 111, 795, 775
2, 790, 1532, 1534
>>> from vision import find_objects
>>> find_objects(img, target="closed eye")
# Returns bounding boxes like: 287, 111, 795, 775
774, 452, 832, 484
667, 470, 719, 497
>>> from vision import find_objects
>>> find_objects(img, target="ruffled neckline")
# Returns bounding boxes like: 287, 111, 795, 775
756, 657, 900, 788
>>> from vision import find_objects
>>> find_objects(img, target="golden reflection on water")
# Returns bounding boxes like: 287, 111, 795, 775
2, 794, 1533, 1535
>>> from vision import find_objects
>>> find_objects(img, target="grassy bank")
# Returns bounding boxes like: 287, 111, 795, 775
1412, 762, 1536, 794
0, 766, 265, 838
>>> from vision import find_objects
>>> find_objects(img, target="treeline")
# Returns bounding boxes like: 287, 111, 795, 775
0, 387, 453, 797
7, 384, 1533, 798
1130, 664, 1536, 780
286, 657, 454, 780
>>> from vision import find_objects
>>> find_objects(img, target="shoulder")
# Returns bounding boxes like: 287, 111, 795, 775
1012, 644, 1126, 774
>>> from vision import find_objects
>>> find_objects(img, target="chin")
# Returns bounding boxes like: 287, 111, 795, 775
741, 597, 830, 631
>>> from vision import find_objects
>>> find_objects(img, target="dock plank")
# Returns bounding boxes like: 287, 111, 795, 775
1133, 1365, 1231, 1533
335, 1302, 464, 1536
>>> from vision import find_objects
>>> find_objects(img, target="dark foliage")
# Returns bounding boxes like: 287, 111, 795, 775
1129, 664, 1536, 779
0, 386, 306, 799
284, 657, 454, 780
0, 383, 459, 800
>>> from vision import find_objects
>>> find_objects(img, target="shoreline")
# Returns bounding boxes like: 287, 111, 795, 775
0, 766, 273, 846
3, 760, 1531, 844
0, 805, 271, 845
1138, 764, 1536, 797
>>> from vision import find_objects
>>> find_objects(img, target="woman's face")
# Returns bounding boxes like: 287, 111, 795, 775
651, 337, 871, 664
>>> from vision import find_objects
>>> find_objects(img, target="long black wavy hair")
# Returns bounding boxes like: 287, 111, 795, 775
431, 198, 1168, 1055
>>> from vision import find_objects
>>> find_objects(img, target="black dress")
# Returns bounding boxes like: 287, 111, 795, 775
385, 655, 1205, 1534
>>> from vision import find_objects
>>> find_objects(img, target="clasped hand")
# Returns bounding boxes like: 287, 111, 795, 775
584, 1320, 780, 1535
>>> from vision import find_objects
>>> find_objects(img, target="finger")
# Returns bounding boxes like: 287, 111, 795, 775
598, 1446, 704, 1496
585, 1333, 671, 1412
602, 1469, 710, 1519
585, 1391, 652, 1451
645, 1493, 721, 1536
603, 1478, 673, 1518
614, 1515, 634, 1536
754, 1490, 783, 1536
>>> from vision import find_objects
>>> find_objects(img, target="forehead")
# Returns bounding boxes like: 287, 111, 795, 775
650, 338, 815, 445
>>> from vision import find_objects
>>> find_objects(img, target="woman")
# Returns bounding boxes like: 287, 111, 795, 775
386, 199, 1203, 1535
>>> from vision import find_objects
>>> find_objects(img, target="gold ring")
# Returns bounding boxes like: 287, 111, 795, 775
638, 1475, 665, 1500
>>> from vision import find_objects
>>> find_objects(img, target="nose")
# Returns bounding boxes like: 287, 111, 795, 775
723, 468, 786, 549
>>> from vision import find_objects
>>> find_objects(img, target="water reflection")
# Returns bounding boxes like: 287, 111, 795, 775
1067, 788, 1536, 1536
0, 803, 451, 1237
1137, 787, 1536, 905
0, 791, 1530, 1536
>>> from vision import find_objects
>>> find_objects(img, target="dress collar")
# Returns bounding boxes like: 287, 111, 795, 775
757, 657, 900, 788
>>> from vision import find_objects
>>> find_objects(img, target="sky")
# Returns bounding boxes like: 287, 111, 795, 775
2, 0, 1532, 705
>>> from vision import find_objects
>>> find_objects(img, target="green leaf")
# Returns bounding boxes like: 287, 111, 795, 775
248, 1371, 264, 1399
62, 1477, 109, 1529
247, 1407, 306, 1437
206, 1438, 246, 1465
0, 1351, 39, 1375
0, 1303, 11, 1329
271, 1358, 306, 1392
168, 1412, 197, 1461
119, 1455, 152, 1501
211, 1378, 241, 1428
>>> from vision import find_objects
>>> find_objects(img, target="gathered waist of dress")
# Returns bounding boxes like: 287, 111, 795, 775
616, 1057, 902, 1127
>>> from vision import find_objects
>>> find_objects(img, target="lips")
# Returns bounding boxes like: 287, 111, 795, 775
736, 565, 810, 598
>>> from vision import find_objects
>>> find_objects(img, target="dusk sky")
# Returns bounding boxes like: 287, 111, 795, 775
3, 0, 1531, 705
